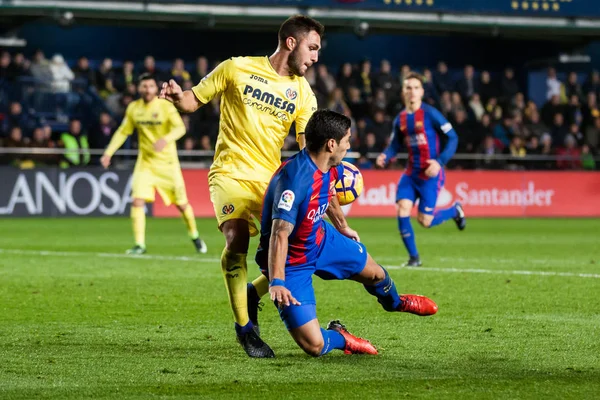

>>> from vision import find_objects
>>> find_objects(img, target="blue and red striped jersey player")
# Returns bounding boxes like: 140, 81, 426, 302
376, 72, 466, 267
251, 110, 437, 357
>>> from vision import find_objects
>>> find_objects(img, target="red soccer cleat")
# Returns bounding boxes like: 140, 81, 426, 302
398, 295, 438, 316
327, 320, 378, 355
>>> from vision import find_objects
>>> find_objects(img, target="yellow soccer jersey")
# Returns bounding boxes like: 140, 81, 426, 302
104, 98, 186, 166
192, 56, 317, 183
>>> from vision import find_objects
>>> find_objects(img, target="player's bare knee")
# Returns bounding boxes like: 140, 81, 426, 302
397, 201, 413, 218
132, 198, 145, 208
223, 229, 239, 250
398, 208, 412, 218
364, 266, 385, 285
222, 222, 249, 253
176, 203, 188, 213
418, 215, 432, 228
365, 256, 384, 284
372, 265, 386, 283
301, 341, 324, 357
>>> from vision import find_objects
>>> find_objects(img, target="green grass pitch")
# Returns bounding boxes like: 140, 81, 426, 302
1, 217, 599, 399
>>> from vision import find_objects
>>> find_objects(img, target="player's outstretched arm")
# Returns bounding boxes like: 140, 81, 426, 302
294, 89, 318, 151
159, 79, 203, 113
101, 105, 135, 168
101, 132, 129, 168
425, 109, 458, 177
429, 107, 459, 173
436, 125, 458, 166
268, 219, 300, 307
378, 115, 403, 168
375, 153, 387, 169
327, 195, 360, 242
297, 134, 306, 151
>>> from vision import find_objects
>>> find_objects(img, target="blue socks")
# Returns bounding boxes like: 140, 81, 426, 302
235, 321, 255, 336
364, 267, 402, 312
398, 206, 456, 257
320, 328, 346, 355
430, 205, 457, 227
398, 216, 418, 257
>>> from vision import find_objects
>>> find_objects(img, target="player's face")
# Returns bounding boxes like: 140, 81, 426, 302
138, 79, 158, 102
331, 129, 352, 166
403, 78, 424, 105
288, 30, 321, 77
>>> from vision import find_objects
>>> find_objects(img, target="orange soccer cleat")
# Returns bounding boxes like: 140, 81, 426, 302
398, 295, 438, 316
327, 320, 378, 355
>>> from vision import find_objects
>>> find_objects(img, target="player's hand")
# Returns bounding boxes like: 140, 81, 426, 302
425, 159, 441, 178
154, 138, 167, 152
375, 153, 387, 169
339, 226, 360, 242
270, 285, 301, 308
100, 155, 111, 169
159, 79, 184, 103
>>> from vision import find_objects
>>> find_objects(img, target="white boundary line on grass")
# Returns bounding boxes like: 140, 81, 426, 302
386, 265, 600, 279
0, 248, 221, 263
1, 248, 599, 279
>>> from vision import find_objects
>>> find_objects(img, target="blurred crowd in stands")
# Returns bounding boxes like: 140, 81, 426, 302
0, 48, 597, 170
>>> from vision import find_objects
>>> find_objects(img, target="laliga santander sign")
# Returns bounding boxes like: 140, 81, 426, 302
340, 170, 600, 217
7, 168, 595, 218
154, 170, 600, 218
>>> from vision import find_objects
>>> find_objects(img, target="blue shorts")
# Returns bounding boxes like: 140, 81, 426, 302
396, 170, 445, 215
258, 223, 368, 330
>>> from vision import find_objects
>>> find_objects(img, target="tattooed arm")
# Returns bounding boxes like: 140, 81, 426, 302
268, 218, 300, 307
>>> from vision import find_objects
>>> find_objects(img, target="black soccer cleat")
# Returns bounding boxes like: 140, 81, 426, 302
454, 202, 466, 231
192, 237, 208, 254
247, 283, 263, 336
403, 256, 422, 267
237, 328, 275, 358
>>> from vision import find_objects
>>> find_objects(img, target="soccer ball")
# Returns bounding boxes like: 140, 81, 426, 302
335, 161, 364, 205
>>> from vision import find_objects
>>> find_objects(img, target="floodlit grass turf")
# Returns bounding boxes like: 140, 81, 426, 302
1, 217, 599, 399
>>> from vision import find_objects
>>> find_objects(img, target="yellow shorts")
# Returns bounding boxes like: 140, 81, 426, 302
208, 174, 268, 237
131, 163, 188, 206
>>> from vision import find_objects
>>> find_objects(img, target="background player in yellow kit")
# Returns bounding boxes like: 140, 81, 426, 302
101, 73, 207, 255
159, 15, 323, 357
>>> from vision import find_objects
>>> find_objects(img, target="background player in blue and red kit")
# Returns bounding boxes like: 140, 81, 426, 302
376, 72, 466, 267
253, 109, 438, 357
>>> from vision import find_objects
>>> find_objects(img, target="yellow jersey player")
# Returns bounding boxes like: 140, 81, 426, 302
160, 15, 322, 357
101, 73, 207, 255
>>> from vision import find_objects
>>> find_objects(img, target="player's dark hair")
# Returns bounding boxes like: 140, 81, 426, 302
278, 15, 324, 45
305, 109, 351, 153
137, 73, 157, 84
404, 72, 424, 86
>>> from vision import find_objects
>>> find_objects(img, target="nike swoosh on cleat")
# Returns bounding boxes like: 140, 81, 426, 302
226, 265, 241, 272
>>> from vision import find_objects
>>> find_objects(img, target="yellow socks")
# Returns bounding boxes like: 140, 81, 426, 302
180, 204, 199, 239
221, 248, 249, 326
251, 274, 270, 298
130, 206, 146, 247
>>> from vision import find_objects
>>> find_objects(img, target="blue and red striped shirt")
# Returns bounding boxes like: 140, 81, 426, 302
259, 149, 344, 267
383, 103, 458, 180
